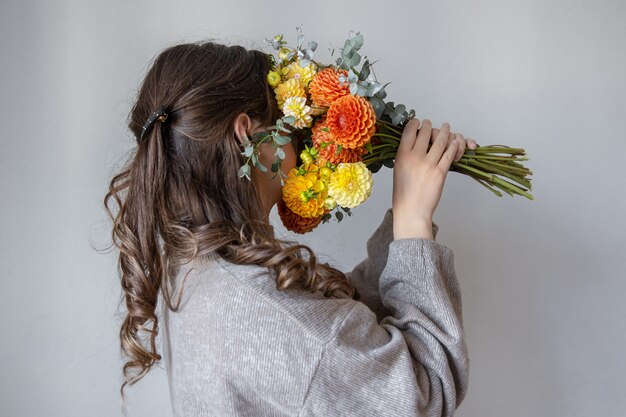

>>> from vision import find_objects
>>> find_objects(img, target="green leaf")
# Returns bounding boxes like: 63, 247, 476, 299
254, 159, 268, 172
359, 59, 371, 81
383, 101, 395, 116
351, 32, 364, 50
251, 131, 269, 143
370, 96, 385, 119
273, 134, 291, 145
366, 81, 383, 97
375, 83, 390, 100
282, 115, 296, 124
342, 40, 354, 57
347, 69, 358, 83
238, 164, 251, 178
392, 112, 404, 125
347, 51, 361, 67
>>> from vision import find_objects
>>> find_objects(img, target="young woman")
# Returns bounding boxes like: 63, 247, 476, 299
105, 41, 476, 416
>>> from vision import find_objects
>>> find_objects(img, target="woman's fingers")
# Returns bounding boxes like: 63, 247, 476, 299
413, 118, 431, 155
453, 133, 466, 162
430, 129, 478, 160
405, 119, 476, 163
426, 122, 451, 163
398, 118, 420, 154
438, 138, 459, 171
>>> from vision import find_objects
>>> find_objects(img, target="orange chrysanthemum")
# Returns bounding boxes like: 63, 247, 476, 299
277, 200, 322, 234
311, 117, 367, 164
308, 67, 350, 108
325, 95, 377, 149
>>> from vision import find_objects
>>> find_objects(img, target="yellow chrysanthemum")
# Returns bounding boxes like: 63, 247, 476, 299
280, 61, 318, 88
327, 162, 373, 208
282, 165, 328, 218
274, 78, 306, 108
282, 97, 313, 129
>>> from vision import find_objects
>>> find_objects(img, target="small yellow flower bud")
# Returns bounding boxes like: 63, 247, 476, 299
324, 196, 337, 210
267, 71, 281, 88
278, 47, 291, 61
319, 166, 332, 179
299, 191, 310, 203
273, 34, 284, 42
300, 149, 314, 165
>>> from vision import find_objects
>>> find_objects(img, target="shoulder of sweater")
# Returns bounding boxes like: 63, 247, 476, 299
171, 255, 359, 345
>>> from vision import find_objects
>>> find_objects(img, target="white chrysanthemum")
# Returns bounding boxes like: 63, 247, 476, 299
282, 96, 313, 129
327, 162, 373, 208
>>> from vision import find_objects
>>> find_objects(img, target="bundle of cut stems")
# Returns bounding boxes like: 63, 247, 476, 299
362, 119, 533, 200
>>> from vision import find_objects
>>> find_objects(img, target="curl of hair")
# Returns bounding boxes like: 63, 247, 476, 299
103, 40, 357, 412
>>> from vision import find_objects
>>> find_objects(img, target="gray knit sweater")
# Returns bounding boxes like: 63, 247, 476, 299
159, 208, 469, 416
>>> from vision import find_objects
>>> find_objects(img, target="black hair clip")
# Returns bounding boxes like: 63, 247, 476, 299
140, 107, 169, 141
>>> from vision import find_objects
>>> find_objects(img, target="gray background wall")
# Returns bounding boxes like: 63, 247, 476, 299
1, 0, 625, 416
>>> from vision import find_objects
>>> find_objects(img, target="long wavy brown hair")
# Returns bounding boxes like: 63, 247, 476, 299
103, 41, 357, 409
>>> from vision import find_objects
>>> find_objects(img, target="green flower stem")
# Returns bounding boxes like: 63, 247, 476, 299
376, 120, 404, 136
463, 172, 504, 197
462, 159, 532, 190
371, 133, 401, 142
468, 146, 526, 155
459, 156, 532, 180
452, 162, 534, 200
365, 144, 397, 152
462, 155, 529, 162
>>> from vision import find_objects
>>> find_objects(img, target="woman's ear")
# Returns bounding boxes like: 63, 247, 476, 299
233, 112, 254, 146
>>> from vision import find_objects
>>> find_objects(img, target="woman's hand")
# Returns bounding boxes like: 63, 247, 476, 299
391, 118, 476, 240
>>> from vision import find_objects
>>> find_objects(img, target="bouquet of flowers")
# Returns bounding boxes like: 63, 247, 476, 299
239, 27, 533, 234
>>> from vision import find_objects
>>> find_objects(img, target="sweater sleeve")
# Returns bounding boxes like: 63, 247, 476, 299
345, 208, 439, 323
299, 238, 468, 417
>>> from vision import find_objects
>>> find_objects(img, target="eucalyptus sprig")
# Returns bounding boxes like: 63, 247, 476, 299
265, 26, 318, 69
238, 115, 297, 186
